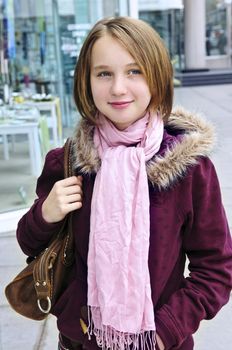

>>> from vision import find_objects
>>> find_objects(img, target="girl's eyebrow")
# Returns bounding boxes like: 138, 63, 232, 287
92, 62, 139, 71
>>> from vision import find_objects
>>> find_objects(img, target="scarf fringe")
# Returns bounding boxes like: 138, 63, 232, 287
87, 307, 156, 350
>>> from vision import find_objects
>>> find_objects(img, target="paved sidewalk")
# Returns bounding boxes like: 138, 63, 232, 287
0, 84, 232, 349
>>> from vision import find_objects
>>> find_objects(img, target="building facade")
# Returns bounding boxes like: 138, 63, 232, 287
0, 0, 231, 125
0, 0, 131, 127
139, 0, 232, 72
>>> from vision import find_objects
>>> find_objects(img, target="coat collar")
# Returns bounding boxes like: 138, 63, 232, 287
71, 106, 215, 190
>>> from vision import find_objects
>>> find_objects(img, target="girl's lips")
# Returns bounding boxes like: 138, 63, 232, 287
109, 101, 133, 109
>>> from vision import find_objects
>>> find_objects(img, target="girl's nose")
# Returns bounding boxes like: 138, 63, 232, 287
110, 76, 127, 96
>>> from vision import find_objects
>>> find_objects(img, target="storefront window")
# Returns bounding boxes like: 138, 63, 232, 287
139, 9, 184, 71
0, 0, 124, 214
0, 1, 61, 100
206, 0, 228, 56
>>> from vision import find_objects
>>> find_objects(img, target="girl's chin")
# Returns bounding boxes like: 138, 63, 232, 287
111, 119, 139, 131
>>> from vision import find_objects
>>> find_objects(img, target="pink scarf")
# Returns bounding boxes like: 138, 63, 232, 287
87, 111, 164, 349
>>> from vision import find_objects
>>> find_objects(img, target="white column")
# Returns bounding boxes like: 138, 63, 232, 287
90, 0, 103, 23
128, 0, 138, 18
184, 0, 206, 70
118, 0, 138, 18
118, 0, 128, 16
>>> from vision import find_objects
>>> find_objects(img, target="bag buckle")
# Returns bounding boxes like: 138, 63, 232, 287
37, 297, 51, 313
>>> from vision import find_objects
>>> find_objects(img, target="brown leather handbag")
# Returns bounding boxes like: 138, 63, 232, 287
5, 138, 75, 320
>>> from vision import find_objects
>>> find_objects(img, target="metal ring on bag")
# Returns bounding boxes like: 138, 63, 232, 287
37, 297, 51, 313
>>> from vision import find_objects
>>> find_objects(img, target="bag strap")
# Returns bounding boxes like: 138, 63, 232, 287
55, 137, 73, 241
26, 138, 74, 265
61, 138, 75, 266
63, 137, 73, 179
43, 137, 75, 259
33, 139, 75, 314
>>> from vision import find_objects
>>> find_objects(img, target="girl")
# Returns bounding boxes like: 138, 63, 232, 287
16, 17, 232, 350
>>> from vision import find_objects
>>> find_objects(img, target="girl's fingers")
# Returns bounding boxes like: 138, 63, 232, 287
54, 177, 83, 198
66, 193, 82, 204
65, 201, 82, 212
64, 184, 83, 196
42, 176, 83, 223
58, 175, 83, 187
69, 175, 83, 185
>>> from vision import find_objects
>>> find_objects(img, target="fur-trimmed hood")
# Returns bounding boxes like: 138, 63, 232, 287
71, 106, 215, 190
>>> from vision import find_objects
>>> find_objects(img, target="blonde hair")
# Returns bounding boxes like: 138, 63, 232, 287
74, 16, 173, 124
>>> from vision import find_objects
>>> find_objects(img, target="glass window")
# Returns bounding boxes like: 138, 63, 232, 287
0, 0, 125, 214
206, 0, 228, 56
139, 9, 184, 71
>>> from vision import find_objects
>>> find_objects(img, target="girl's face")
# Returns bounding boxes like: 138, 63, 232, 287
90, 34, 151, 130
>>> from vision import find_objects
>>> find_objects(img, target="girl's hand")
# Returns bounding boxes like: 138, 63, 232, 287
42, 176, 83, 223
156, 333, 165, 350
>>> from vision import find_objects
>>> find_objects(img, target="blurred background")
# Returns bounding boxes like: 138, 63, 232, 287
0, 1, 232, 349
0, 0, 232, 214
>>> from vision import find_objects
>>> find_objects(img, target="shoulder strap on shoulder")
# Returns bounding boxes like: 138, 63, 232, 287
63, 138, 73, 179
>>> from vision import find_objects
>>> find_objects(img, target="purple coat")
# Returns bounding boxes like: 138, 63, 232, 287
17, 107, 232, 349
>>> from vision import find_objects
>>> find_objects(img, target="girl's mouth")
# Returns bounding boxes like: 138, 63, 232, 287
109, 101, 133, 109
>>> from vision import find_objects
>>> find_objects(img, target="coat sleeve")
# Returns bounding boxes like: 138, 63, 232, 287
16, 147, 65, 257
155, 157, 232, 349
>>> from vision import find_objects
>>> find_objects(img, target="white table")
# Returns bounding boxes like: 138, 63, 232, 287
0, 122, 42, 176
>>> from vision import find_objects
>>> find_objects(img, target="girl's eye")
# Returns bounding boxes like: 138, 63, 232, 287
128, 69, 142, 76
97, 71, 111, 77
